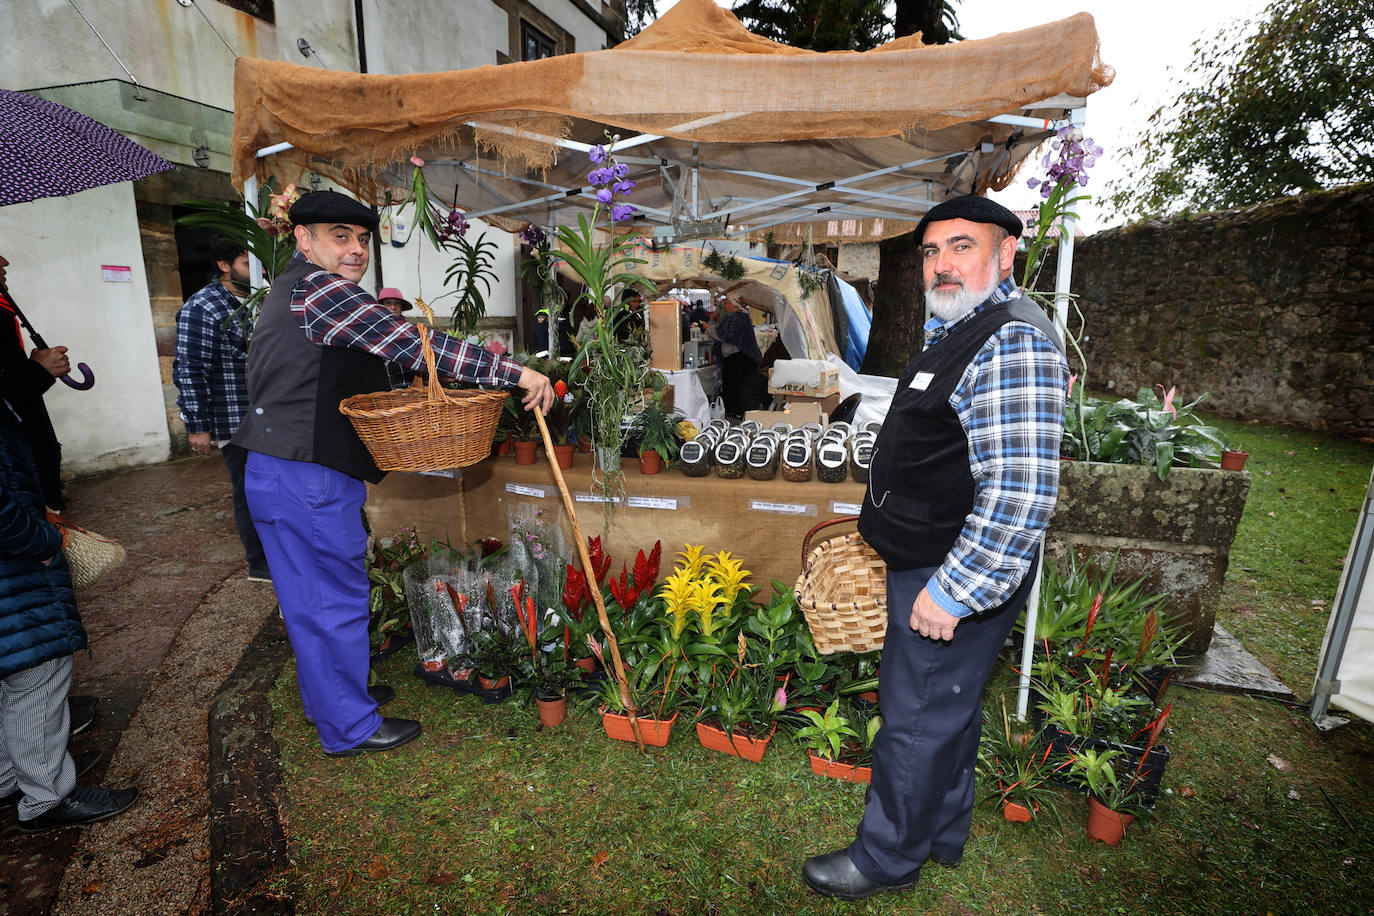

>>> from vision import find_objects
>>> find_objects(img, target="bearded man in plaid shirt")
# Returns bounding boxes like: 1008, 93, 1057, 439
173, 238, 269, 581
803, 196, 1068, 900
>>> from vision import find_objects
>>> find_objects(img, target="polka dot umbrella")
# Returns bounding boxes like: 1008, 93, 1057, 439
0, 89, 174, 389
0, 88, 175, 206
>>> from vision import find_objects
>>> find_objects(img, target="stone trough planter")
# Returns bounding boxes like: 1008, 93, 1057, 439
1045, 461, 1251, 656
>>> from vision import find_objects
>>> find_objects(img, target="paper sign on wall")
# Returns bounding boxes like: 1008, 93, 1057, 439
101, 265, 132, 283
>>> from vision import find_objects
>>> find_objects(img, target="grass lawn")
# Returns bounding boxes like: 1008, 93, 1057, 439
269, 417, 1374, 915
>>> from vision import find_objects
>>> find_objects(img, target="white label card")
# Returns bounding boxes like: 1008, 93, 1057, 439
831, 501, 863, 515
101, 265, 132, 283
576, 493, 621, 504
909, 371, 935, 390
751, 499, 814, 516
627, 496, 679, 510
505, 483, 546, 498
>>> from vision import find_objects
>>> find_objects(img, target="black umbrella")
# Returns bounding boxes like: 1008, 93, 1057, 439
1, 88, 177, 389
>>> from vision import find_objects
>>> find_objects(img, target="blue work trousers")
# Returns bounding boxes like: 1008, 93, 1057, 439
244, 451, 381, 753
849, 563, 1032, 884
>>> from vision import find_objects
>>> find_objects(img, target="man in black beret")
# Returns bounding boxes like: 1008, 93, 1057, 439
803, 195, 1068, 899
233, 189, 553, 758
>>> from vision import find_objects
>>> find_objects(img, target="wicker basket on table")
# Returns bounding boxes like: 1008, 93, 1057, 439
793, 516, 888, 654
339, 299, 509, 472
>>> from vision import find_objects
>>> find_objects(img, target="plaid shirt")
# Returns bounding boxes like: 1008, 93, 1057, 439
290, 255, 524, 390
173, 281, 252, 441
922, 278, 1068, 618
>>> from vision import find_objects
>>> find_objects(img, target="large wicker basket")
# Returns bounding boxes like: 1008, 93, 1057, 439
794, 516, 888, 654
339, 301, 509, 472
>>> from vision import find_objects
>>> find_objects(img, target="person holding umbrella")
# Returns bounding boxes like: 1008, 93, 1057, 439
0, 253, 71, 511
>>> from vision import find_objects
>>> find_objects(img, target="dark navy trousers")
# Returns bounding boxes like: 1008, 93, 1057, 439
849, 563, 1032, 884
244, 451, 381, 753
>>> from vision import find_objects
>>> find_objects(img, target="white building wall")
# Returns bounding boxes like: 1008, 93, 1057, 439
0, 184, 170, 473
0, 0, 616, 475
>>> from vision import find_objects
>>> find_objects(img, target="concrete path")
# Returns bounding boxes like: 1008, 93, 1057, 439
0, 456, 277, 916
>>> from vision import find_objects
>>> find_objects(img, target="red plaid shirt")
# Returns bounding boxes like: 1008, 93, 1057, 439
291, 260, 523, 389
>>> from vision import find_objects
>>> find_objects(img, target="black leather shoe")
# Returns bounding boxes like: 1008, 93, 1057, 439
928, 853, 962, 869
69, 695, 98, 736
18, 785, 138, 832
304, 684, 396, 726
802, 849, 915, 900
325, 717, 421, 757
2, 749, 103, 807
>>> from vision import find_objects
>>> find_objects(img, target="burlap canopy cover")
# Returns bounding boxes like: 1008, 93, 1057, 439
231, 0, 1112, 241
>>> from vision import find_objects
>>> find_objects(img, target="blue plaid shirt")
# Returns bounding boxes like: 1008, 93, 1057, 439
922, 278, 1068, 618
290, 255, 524, 389
173, 281, 252, 441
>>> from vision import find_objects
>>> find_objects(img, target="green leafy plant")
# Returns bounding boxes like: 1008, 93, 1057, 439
629, 391, 684, 463
365, 528, 427, 639
978, 696, 1065, 821
443, 230, 500, 336
794, 699, 859, 762
1062, 385, 1227, 479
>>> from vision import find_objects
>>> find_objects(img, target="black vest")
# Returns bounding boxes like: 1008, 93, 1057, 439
231, 256, 391, 483
858, 295, 1062, 570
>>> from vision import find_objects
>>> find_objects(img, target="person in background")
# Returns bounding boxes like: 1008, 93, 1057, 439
711, 294, 765, 419
173, 238, 269, 583
0, 377, 138, 832
232, 190, 554, 759
376, 287, 412, 319
802, 196, 1067, 900
0, 253, 71, 512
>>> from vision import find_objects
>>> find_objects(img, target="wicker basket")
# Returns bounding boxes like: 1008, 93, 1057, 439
339, 300, 509, 472
794, 516, 888, 654
47, 511, 126, 592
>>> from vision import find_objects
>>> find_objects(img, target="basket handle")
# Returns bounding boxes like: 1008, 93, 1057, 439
412, 297, 460, 407
801, 515, 859, 572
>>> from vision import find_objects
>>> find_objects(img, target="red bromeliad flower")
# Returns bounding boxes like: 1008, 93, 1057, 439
562, 564, 588, 620
1084, 592, 1103, 642
479, 537, 503, 557
608, 563, 639, 608
554, 379, 568, 399
587, 536, 612, 585
647, 540, 662, 583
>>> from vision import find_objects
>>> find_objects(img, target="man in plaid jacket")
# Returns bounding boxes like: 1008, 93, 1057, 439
173, 238, 269, 581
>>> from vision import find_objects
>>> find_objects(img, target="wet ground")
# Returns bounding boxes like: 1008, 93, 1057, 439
0, 456, 277, 916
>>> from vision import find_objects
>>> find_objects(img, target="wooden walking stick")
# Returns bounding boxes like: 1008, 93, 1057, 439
533, 406, 645, 752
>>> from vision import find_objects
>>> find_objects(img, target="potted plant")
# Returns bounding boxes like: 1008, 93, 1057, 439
468, 622, 521, 702
510, 581, 579, 726
978, 697, 1065, 823
796, 699, 881, 784
695, 661, 783, 763
1220, 443, 1249, 470
1067, 747, 1157, 845
587, 657, 679, 747
629, 389, 683, 474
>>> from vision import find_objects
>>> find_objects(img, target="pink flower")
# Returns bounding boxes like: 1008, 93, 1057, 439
1160, 385, 1177, 416
1068, 373, 1078, 397
770, 687, 787, 713
410, 156, 425, 167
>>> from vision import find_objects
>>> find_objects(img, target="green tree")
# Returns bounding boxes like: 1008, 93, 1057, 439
1107, 0, 1374, 219
731, 0, 892, 51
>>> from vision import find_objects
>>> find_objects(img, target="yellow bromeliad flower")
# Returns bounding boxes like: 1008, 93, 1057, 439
676, 543, 707, 580
706, 551, 753, 605
657, 568, 696, 639
690, 578, 726, 636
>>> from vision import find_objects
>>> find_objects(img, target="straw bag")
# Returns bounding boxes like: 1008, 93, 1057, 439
46, 510, 127, 592
339, 300, 509, 472
793, 516, 888, 654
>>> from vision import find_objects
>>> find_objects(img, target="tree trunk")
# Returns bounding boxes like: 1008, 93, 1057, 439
860, 230, 925, 376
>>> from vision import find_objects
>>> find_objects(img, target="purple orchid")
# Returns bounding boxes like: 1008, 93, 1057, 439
609, 203, 635, 222
589, 144, 607, 163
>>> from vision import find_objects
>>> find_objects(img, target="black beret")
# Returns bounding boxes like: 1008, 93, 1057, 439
915, 195, 1022, 242
289, 190, 379, 231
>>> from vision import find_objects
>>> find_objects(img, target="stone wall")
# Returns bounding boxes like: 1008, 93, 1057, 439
1039, 184, 1374, 441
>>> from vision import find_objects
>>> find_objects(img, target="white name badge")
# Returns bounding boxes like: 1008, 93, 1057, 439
909, 371, 935, 391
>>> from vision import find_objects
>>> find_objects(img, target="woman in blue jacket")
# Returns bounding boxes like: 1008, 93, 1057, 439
0, 380, 137, 831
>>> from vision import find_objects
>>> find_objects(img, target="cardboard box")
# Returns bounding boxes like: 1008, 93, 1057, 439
780, 392, 840, 417
648, 299, 681, 370
746, 400, 824, 426
767, 360, 840, 398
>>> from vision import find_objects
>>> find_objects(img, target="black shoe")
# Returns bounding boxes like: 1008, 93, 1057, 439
802, 849, 915, 901
304, 684, 395, 726
1, 749, 103, 807
325, 717, 421, 757
69, 696, 98, 736
928, 852, 962, 869
18, 785, 138, 832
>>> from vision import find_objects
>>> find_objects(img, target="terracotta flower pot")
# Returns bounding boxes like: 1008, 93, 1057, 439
601, 708, 676, 746
1002, 800, 1037, 823
478, 675, 511, 691
1085, 795, 1135, 845
536, 695, 567, 727
552, 444, 575, 469
1220, 449, 1249, 471
513, 440, 538, 465
696, 721, 775, 763
808, 752, 872, 784
496, 434, 513, 456
574, 656, 597, 673
638, 450, 662, 474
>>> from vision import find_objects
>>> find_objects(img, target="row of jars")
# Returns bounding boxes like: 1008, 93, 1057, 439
679, 417, 880, 483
